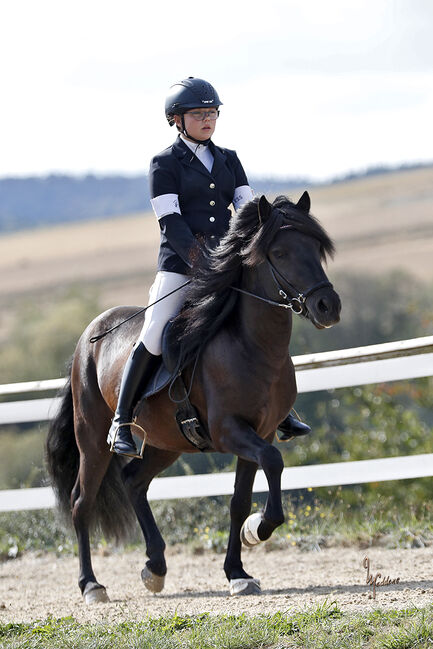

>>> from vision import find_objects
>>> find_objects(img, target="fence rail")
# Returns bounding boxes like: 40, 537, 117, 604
1, 454, 432, 513
1, 336, 432, 512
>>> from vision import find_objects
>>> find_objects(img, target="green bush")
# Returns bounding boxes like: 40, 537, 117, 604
0, 428, 46, 489
2, 489, 433, 558
282, 378, 433, 507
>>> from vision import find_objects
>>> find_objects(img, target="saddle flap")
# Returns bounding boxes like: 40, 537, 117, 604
161, 320, 182, 374
137, 320, 182, 400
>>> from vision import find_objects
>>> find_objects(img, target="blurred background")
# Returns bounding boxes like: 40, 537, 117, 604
0, 0, 432, 553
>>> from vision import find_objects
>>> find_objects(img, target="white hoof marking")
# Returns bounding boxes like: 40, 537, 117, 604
83, 586, 109, 605
229, 578, 261, 596
240, 512, 263, 547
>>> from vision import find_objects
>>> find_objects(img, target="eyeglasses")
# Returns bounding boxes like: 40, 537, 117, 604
185, 109, 220, 121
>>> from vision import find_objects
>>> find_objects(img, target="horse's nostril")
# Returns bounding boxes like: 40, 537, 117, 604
318, 298, 329, 313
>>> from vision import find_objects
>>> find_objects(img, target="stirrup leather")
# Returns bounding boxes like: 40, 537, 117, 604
109, 419, 147, 459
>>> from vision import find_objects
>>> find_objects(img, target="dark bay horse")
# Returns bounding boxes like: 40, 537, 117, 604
46, 193, 341, 603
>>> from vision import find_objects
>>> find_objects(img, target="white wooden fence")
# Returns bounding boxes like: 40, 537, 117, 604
1, 336, 432, 512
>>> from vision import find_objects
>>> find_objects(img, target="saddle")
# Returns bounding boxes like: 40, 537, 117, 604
134, 322, 212, 452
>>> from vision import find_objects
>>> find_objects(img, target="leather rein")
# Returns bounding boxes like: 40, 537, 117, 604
231, 258, 333, 318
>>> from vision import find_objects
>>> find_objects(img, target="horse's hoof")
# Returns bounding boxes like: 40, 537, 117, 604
240, 512, 263, 547
83, 582, 110, 605
229, 577, 261, 596
141, 565, 165, 593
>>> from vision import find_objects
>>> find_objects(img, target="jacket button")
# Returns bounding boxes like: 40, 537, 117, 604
209, 183, 215, 189
209, 216, 215, 222
210, 200, 215, 206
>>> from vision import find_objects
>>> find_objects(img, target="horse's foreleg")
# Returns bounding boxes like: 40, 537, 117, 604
218, 417, 285, 544
121, 446, 180, 593
223, 457, 262, 595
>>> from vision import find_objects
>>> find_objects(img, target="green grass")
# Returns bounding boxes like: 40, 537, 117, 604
1, 603, 433, 648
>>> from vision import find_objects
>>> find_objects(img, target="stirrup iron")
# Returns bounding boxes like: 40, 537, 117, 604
109, 419, 147, 459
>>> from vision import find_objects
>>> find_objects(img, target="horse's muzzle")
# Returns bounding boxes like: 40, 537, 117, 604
307, 288, 341, 329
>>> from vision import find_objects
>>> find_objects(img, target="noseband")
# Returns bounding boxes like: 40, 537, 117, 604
267, 258, 332, 315
231, 258, 332, 318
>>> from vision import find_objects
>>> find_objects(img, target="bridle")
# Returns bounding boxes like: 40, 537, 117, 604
231, 257, 333, 318
230, 214, 333, 317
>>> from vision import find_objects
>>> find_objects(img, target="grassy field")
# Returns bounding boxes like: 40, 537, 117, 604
0, 166, 432, 312
1, 603, 433, 648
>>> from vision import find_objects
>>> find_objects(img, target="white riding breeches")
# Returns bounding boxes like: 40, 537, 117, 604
138, 271, 189, 356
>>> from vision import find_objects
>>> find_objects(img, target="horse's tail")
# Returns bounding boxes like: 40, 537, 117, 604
45, 361, 78, 522
45, 360, 136, 543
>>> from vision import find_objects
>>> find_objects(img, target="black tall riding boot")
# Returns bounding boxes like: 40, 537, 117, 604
277, 412, 311, 441
107, 342, 159, 457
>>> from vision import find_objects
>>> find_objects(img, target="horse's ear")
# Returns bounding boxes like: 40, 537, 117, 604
296, 191, 311, 213
258, 195, 272, 223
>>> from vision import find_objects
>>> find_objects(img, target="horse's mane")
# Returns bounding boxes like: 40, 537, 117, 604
172, 195, 335, 367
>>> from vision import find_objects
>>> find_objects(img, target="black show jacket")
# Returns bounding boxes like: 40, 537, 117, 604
149, 136, 249, 274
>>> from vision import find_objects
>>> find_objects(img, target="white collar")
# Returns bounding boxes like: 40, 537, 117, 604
180, 134, 209, 153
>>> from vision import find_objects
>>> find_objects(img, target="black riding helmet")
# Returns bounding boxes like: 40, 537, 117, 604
165, 77, 223, 126
165, 77, 222, 145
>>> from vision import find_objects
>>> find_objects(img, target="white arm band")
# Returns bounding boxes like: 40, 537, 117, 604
233, 185, 254, 211
151, 193, 181, 220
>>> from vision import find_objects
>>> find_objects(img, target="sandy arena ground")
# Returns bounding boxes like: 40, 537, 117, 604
1, 545, 432, 623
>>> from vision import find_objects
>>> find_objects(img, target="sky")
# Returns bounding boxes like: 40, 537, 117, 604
1, 0, 432, 181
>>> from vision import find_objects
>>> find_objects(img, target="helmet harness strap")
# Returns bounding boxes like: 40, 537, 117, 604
180, 114, 212, 146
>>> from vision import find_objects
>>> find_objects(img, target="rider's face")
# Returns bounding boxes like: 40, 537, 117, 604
175, 108, 217, 141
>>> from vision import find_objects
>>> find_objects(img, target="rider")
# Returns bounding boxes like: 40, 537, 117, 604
108, 76, 310, 457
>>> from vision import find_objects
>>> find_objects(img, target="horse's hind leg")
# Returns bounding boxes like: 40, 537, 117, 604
224, 457, 261, 595
72, 428, 113, 604
121, 446, 180, 593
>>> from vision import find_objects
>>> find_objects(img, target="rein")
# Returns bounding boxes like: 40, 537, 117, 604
89, 280, 191, 343
231, 258, 332, 317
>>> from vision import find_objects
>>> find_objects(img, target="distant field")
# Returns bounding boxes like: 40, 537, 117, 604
0, 166, 432, 310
